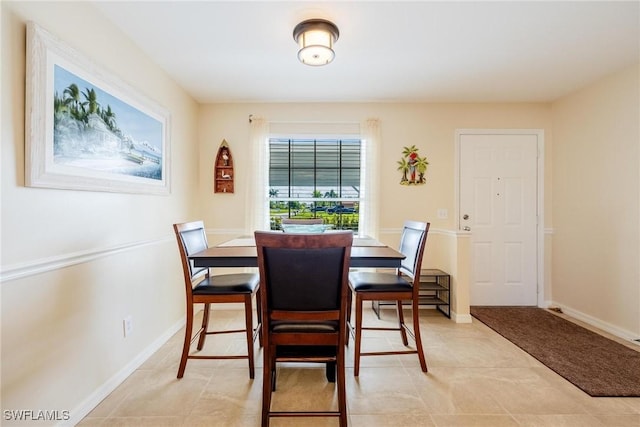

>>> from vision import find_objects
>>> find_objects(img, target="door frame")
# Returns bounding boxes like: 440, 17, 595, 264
455, 129, 545, 307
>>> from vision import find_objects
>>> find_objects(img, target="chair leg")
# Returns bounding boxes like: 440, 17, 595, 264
412, 299, 428, 372
177, 303, 194, 378
337, 347, 347, 427
271, 360, 277, 392
325, 362, 336, 382
396, 301, 409, 346
354, 293, 364, 376
197, 303, 210, 350
256, 291, 263, 347
261, 345, 273, 427
271, 344, 279, 391
345, 289, 353, 346
244, 295, 255, 379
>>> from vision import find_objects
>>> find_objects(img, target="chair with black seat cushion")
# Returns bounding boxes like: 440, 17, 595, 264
173, 221, 261, 379
255, 230, 352, 427
347, 220, 430, 376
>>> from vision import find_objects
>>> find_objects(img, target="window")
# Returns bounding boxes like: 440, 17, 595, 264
268, 137, 362, 232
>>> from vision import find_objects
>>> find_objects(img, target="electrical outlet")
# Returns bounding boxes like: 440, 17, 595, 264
123, 315, 133, 337
437, 208, 448, 219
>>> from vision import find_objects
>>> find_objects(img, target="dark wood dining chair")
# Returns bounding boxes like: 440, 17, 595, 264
347, 220, 430, 376
173, 221, 261, 379
255, 230, 353, 427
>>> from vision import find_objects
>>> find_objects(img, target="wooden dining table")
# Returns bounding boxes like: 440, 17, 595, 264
189, 235, 405, 269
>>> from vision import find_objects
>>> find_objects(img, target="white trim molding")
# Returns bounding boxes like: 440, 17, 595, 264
452, 311, 473, 323
0, 236, 173, 283
547, 301, 640, 345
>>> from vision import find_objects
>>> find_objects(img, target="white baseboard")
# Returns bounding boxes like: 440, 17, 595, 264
65, 318, 185, 427
547, 301, 640, 345
452, 311, 472, 323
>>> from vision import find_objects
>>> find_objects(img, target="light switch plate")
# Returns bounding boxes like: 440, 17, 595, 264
123, 315, 133, 337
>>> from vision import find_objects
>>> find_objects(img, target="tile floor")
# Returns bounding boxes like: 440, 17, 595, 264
80, 307, 640, 427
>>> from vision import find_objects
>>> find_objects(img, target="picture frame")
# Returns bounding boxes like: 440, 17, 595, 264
25, 22, 171, 195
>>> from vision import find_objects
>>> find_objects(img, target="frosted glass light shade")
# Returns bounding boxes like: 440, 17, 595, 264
293, 19, 339, 66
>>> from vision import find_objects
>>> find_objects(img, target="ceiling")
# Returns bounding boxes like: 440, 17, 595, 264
91, 1, 639, 104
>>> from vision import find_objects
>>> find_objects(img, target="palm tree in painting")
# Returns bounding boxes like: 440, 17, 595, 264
54, 93, 68, 115
402, 145, 418, 158
101, 105, 117, 131
58, 83, 123, 132
63, 83, 81, 112
415, 156, 429, 183
82, 88, 99, 116
397, 157, 409, 183
62, 83, 87, 122
404, 146, 420, 183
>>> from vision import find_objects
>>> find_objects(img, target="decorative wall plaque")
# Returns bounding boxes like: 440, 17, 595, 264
214, 139, 234, 193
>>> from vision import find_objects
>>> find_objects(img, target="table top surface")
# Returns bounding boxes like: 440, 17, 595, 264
189, 235, 405, 269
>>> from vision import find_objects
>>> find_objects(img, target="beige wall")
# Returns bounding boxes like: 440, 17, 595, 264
2, 1, 638, 422
200, 103, 552, 234
198, 103, 553, 321
1, 2, 198, 423
551, 64, 640, 337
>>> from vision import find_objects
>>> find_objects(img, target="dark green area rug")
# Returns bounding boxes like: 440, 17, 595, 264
470, 306, 640, 397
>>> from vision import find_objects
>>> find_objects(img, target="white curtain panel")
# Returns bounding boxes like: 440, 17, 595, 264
360, 118, 380, 239
246, 116, 270, 234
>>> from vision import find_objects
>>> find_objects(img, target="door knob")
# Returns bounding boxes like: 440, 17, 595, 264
463, 214, 469, 220
463, 226, 471, 231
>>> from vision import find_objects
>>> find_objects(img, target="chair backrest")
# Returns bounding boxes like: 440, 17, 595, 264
255, 231, 353, 317
398, 220, 430, 284
173, 221, 209, 282
281, 218, 324, 225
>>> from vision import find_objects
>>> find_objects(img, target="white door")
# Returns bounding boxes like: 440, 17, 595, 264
459, 132, 539, 305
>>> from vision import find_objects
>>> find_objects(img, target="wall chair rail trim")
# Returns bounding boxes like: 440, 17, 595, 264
0, 236, 173, 283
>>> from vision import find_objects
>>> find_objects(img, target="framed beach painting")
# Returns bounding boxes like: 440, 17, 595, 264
25, 22, 171, 195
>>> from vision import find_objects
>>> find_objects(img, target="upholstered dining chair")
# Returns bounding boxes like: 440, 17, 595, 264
347, 220, 430, 376
173, 221, 261, 379
255, 231, 352, 427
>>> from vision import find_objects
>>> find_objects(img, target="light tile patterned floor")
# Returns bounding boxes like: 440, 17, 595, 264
79, 307, 640, 426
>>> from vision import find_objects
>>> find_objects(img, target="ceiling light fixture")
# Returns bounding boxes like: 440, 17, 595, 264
293, 19, 340, 66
